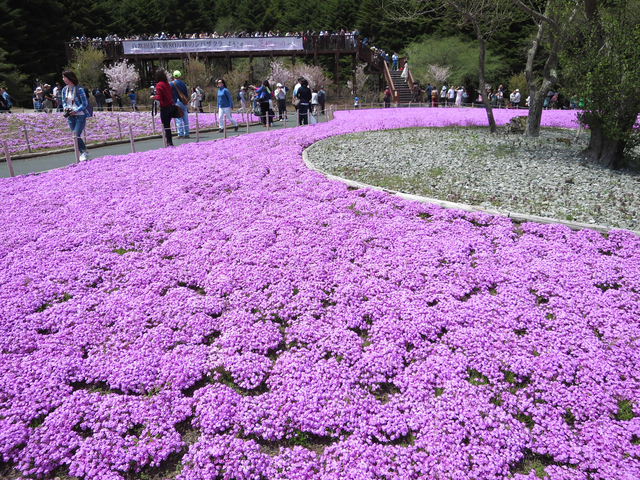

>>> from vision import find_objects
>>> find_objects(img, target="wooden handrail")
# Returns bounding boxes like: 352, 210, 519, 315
383, 61, 398, 104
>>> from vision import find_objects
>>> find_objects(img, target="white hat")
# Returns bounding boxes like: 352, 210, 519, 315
277, 83, 283, 87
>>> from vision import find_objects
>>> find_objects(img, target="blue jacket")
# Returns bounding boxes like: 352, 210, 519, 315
61, 85, 88, 114
170, 79, 188, 104
217, 87, 233, 108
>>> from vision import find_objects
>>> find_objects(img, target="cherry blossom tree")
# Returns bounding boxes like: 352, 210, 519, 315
102, 60, 140, 96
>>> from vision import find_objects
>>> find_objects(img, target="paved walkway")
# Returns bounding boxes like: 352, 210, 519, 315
1, 114, 318, 178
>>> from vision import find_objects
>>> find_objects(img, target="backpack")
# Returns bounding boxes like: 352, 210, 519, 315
236, 92, 241, 101
80, 87, 93, 117
201, 91, 206, 101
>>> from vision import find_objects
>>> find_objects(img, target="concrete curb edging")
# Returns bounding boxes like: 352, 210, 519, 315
301, 150, 640, 238
2, 124, 263, 162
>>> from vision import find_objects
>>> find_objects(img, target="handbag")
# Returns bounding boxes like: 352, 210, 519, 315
172, 104, 184, 118
292, 96, 301, 107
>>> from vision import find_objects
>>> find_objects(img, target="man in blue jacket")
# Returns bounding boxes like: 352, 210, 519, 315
171, 70, 190, 138
216, 78, 239, 132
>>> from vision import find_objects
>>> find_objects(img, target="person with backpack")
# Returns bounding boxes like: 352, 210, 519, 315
0, 87, 12, 112
216, 78, 239, 132
253, 80, 273, 127
171, 70, 190, 138
62, 70, 91, 161
384, 86, 391, 108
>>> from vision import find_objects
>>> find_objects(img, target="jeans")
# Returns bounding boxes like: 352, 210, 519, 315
218, 107, 238, 129
67, 115, 87, 152
174, 101, 189, 136
298, 103, 309, 125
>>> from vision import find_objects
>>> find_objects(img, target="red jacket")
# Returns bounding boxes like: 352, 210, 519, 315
154, 81, 173, 107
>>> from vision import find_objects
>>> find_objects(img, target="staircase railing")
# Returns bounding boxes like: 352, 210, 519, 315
383, 61, 399, 103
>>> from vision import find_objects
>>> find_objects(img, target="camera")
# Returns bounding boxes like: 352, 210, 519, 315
63, 107, 73, 118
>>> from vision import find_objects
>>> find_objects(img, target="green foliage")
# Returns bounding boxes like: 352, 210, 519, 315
67, 46, 107, 89
508, 72, 529, 98
560, 0, 640, 159
183, 56, 211, 89
404, 36, 506, 88
0, 48, 30, 104
615, 399, 635, 421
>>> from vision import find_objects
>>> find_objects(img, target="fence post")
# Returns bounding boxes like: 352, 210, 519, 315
117, 116, 123, 139
129, 125, 136, 153
224, 119, 227, 139
72, 131, 80, 163
195, 111, 200, 143
284, 110, 287, 128
296, 109, 300, 127
208, 103, 211, 113
23, 126, 32, 153
2, 141, 15, 177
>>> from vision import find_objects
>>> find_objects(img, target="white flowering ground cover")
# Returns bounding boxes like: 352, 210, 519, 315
0, 109, 639, 480
0, 112, 255, 155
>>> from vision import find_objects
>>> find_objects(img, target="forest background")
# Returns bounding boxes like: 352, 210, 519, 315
0, 0, 539, 105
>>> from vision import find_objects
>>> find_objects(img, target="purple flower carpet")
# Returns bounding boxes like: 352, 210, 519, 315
0, 108, 639, 480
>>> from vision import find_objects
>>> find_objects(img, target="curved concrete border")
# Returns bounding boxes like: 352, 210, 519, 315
302, 150, 640, 238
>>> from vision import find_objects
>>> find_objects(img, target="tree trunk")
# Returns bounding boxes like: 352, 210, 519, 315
581, 121, 627, 169
476, 28, 496, 133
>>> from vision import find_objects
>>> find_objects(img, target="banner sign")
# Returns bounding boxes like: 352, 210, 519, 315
123, 37, 304, 55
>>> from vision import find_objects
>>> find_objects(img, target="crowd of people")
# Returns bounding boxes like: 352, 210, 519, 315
69, 29, 361, 45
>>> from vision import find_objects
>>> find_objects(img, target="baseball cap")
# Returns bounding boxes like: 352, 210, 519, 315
173, 70, 182, 78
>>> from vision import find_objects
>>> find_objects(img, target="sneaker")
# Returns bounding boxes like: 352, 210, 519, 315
218, 128, 224, 133
79, 152, 89, 161
184, 135, 190, 139
234, 125, 239, 132
177, 135, 184, 139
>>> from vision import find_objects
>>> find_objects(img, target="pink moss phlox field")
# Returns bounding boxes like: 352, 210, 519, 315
1, 109, 639, 480
0, 111, 255, 154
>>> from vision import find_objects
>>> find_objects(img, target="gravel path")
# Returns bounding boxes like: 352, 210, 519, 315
306, 127, 640, 231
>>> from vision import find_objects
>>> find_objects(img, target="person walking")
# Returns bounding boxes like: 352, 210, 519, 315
253, 80, 273, 127
237, 86, 246, 113
171, 70, 189, 138
401, 62, 409, 83
384, 86, 391, 108
274, 83, 286, 120
1, 86, 12, 112
196, 85, 204, 113
296, 78, 312, 125
92, 87, 104, 111
53, 83, 63, 112
128, 90, 138, 111
0, 87, 11, 112
103, 87, 113, 111
311, 88, 319, 115
216, 78, 239, 132
447, 85, 456, 107
318, 86, 326, 115
150, 69, 174, 147
455, 86, 464, 107
61, 70, 91, 161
